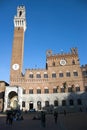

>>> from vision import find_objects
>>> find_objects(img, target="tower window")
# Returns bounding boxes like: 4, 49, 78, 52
19, 11, 22, 17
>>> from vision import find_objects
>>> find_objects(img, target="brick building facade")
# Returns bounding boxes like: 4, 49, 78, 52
2, 6, 87, 112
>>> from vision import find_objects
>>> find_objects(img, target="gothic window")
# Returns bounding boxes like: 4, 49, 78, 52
44, 74, 48, 78
85, 86, 87, 92
62, 100, 66, 106
45, 101, 49, 107
72, 60, 75, 65
22, 101, 25, 107
29, 74, 33, 78
37, 101, 41, 110
73, 71, 78, 76
68, 87, 73, 92
19, 11, 22, 17
29, 89, 33, 94
59, 73, 63, 77
66, 72, 71, 77
76, 86, 80, 92
82, 71, 87, 77
37, 89, 41, 94
52, 62, 55, 66
44, 88, 49, 93
61, 88, 65, 93
77, 99, 82, 105
52, 73, 56, 78
53, 88, 57, 93
69, 99, 74, 106
54, 100, 58, 106
36, 74, 41, 78
23, 89, 26, 94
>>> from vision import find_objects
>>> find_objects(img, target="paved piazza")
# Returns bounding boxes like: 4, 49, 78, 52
0, 112, 87, 130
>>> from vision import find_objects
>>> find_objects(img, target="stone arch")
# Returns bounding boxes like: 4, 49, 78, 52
8, 91, 18, 109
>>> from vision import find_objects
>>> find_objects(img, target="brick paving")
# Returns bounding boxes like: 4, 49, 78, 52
0, 112, 87, 130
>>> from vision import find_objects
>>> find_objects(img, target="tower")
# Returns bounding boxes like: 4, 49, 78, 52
10, 6, 26, 85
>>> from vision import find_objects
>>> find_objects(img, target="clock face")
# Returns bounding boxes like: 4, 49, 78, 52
12, 64, 19, 70
60, 59, 66, 66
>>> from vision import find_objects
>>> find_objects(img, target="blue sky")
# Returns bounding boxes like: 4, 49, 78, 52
0, 0, 87, 83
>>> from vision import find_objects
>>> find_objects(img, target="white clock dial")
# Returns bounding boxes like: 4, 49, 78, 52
60, 59, 66, 66
12, 64, 19, 70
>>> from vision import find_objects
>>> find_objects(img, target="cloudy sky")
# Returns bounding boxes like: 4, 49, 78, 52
0, 0, 87, 82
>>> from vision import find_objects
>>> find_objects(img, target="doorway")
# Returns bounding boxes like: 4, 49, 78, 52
29, 101, 33, 110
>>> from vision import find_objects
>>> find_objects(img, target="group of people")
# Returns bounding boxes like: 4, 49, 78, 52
40, 109, 66, 127
6, 109, 23, 125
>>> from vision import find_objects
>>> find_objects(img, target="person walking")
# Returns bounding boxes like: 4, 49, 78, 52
54, 111, 58, 124
41, 111, 46, 127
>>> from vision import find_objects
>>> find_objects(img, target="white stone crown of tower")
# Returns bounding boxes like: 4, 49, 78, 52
14, 5, 26, 31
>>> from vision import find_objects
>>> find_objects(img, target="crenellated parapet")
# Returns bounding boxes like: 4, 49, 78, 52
46, 48, 79, 68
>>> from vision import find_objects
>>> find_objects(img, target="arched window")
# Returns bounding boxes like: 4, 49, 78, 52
77, 99, 82, 105
52, 72, 56, 78
54, 100, 58, 106
44, 88, 49, 93
44, 73, 48, 78
45, 101, 49, 107
72, 59, 75, 65
52, 62, 55, 66
29, 89, 33, 94
69, 99, 74, 106
19, 11, 22, 17
36, 72, 41, 78
62, 100, 66, 106
76, 86, 80, 92
29, 74, 33, 78
22, 101, 25, 107
37, 89, 41, 94
37, 101, 41, 110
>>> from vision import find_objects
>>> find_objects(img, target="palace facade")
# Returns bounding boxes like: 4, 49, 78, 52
1, 6, 87, 112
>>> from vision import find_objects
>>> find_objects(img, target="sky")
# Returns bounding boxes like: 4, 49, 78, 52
0, 0, 87, 83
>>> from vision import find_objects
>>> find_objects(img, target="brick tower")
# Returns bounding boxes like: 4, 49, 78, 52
10, 6, 26, 85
